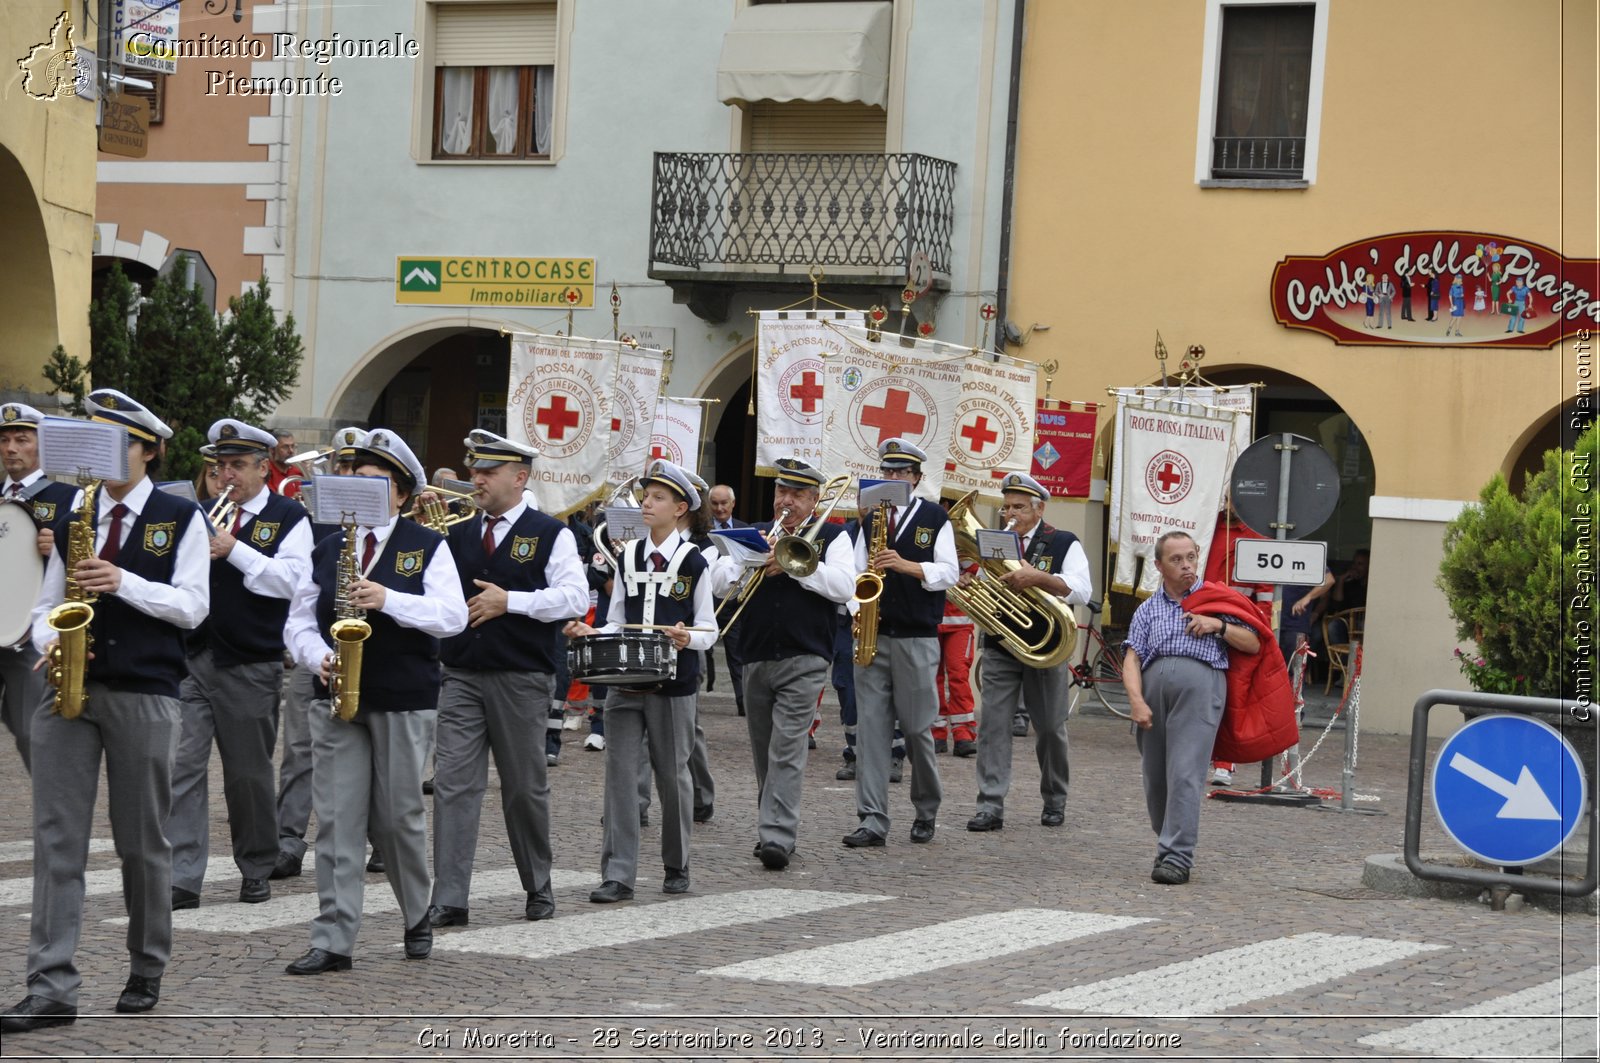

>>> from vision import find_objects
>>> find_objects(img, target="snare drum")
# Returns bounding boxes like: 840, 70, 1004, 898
568, 632, 678, 688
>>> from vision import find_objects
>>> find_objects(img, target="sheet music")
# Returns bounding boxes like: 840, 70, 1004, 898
37, 417, 130, 481
311, 474, 391, 528
857, 478, 911, 511
156, 480, 199, 504
975, 529, 1022, 562
603, 505, 648, 543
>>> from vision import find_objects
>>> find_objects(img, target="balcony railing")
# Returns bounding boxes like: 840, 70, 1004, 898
649, 152, 956, 279
1210, 136, 1306, 180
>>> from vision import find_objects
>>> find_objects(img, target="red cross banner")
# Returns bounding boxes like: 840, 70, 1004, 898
507, 332, 616, 516
1110, 397, 1245, 596
649, 397, 702, 470
755, 310, 863, 475
606, 344, 668, 485
1031, 403, 1098, 498
943, 353, 1038, 503
820, 323, 964, 511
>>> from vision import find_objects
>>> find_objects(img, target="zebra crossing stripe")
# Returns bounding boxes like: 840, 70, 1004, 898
434, 888, 890, 961
1, 867, 239, 910
703, 909, 1151, 987
0, 839, 115, 864
1020, 932, 1446, 1016
1358, 968, 1599, 1059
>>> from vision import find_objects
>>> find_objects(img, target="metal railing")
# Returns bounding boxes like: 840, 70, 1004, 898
649, 152, 956, 276
1211, 136, 1305, 179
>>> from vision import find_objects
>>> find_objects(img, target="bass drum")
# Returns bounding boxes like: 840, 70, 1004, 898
0, 499, 44, 648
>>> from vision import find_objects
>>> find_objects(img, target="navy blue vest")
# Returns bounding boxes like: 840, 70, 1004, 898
196, 491, 308, 667
621, 538, 706, 697
864, 500, 948, 639
307, 519, 344, 546
981, 523, 1081, 654
311, 518, 444, 712
441, 507, 567, 673
737, 520, 845, 663
60, 487, 202, 698
23, 478, 77, 527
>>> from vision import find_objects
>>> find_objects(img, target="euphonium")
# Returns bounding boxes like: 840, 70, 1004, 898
851, 499, 890, 667
946, 490, 1077, 669
328, 521, 372, 721
46, 480, 101, 719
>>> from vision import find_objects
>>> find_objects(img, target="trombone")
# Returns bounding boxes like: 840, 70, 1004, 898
718, 474, 850, 635
407, 483, 480, 533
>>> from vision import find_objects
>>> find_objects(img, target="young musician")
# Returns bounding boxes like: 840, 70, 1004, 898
281, 430, 466, 974
564, 460, 715, 903
426, 430, 587, 928
680, 468, 717, 824
4, 390, 209, 1030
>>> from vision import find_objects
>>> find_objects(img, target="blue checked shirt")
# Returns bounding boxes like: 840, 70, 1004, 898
1124, 578, 1231, 671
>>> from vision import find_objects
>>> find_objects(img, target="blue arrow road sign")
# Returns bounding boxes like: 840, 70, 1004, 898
1431, 714, 1587, 866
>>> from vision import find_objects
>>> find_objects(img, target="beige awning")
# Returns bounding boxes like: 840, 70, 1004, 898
716, 1, 892, 109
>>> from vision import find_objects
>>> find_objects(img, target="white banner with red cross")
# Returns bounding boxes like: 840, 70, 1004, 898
649, 397, 703, 470
1108, 385, 1254, 543
943, 353, 1038, 503
1111, 398, 1245, 595
819, 322, 965, 511
606, 344, 668, 486
755, 310, 864, 475
507, 332, 615, 517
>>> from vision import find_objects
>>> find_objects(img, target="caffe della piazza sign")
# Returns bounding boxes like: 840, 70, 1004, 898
1271, 231, 1598, 348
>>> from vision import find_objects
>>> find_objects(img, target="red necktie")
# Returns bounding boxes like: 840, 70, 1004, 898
361, 531, 377, 573
651, 550, 667, 572
231, 506, 244, 535
482, 516, 500, 557
6, 483, 20, 498
884, 506, 897, 544
100, 503, 128, 561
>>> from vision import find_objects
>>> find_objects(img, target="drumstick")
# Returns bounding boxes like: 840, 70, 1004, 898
619, 623, 719, 633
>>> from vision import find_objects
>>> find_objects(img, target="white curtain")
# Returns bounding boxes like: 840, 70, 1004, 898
533, 65, 554, 155
440, 68, 474, 154
487, 67, 520, 154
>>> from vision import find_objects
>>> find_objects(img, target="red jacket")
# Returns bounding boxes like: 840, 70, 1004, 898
1184, 583, 1298, 763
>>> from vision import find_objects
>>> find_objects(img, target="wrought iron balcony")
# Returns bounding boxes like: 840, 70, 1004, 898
649, 151, 956, 286
1210, 136, 1306, 180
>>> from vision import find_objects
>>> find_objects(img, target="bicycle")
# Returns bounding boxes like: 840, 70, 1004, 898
1065, 599, 1129, 719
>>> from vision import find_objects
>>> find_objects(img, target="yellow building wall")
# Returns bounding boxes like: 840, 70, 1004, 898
1009, 0, 1597, 732
0, 2, 97, 393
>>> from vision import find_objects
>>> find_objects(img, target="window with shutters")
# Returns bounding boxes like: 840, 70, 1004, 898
430, 2, 557, 160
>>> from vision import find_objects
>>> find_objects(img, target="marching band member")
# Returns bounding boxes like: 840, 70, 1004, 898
843, 438, 958, 848
282, 430, 466, 975
708, 458, 853, 868
681, 468, 717, 823
564, 459, 715, 903
426, 430, 586, 929
966, 473, 1091, 832
191, 445, 222, 503
3, 390, 209, 1030
265, 429, 302, 499
0, 402, 77, 772
169, 420, 312, 911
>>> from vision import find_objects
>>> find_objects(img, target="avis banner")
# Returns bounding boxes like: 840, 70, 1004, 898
507, 333, 615, 517
606, 345, 667, 485
1031, 404, 1098, 499
943, 354, 1038, 503
756, 310, 863, 474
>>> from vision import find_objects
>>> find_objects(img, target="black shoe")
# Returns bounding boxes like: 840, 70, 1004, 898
589, 881, 634, 904
842, 827, 885, 848
909, 819, 936, 844
758, 842, 790, 870
639, 811, 650, 827
966, 811, 1004, 832
835, 760, 856, 781
422, 777, 435, 795
404, 918, 432, 959
693, 803, 714, 823
525, 891, 555, 921
171, 887, 199, 911
736, 704, 746, 717
889, 760, 903, 784
953, 739, 976, 758
114, 975, 160, 1014
934, 738, 948, 754
1151, 861, 1190, 885
808, 735, 817, 749
366, 849, 385, 874
285, 948, 352, 975
269, 852, 302, 880
1011, 715, 1029, 737
239, 878, 270, 904
663, 870, 690, 894
427, 904, 469, 928
1040, 808, 1065, 828
1, 995, 77, 1032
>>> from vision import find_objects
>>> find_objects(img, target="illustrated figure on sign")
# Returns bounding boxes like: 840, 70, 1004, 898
1445, 275, 1465, 337
1505, 277, 1530, 334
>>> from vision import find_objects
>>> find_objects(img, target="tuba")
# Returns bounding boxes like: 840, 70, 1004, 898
851, 499, 890, 667
46, 480, 101, 719
947, 490, 1077, 669
328, 521, 372, 720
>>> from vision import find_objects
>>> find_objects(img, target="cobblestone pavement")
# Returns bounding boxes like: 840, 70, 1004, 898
0, 684, 1593, 1062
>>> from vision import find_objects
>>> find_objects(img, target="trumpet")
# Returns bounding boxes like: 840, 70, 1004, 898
407, 483, 479, 533
717, 474, 851, 635
207, 484, 238, 533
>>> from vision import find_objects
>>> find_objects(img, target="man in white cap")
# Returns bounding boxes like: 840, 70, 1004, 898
426, 430, 587, 929
843, 438, 958, 849
709, 457, 854, 868
4, 389, 210, 1031
966, 472, 1092, 834
0, 402, 78, 771
565, 459, 716, 903
281, 428, 467, 974
169, 419, 313, 911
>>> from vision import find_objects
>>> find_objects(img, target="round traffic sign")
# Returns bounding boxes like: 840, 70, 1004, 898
1228, 433, 1340, 540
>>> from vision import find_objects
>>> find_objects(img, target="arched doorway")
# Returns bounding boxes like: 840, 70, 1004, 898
1504, 395, 1594, 496
0, 146, 58, 388
695, 339, 773, 523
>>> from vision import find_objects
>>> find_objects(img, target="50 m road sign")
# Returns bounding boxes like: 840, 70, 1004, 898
1232, 539, 1327, 586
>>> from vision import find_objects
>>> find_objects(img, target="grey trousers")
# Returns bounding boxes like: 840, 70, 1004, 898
975, 649, 1071, 816
0, 644, 43, 771
276, 664, 315, 860
600, 689, 695, 887
306, 703, 434, 956
171, 650, 282, 889
745, 654, 828, 852
853, 634, 942, 837
432, 667, 554, 908
689, 690, 715, 809
27, 683, 181, 1006
1136, 656, 1227, 870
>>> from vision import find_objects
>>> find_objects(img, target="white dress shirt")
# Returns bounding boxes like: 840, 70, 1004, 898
852, 497, 959, 591
2, 469, 46, 497
225, 484, 314, 600
599, 528, 717, 652
477, 500, 589, 621
1019, 524, 1093, 606
30, 476, 211, 653
284, 515, 468, 673
709, 520, 856, 605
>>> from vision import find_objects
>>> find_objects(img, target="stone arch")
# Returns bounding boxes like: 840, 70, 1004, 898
0, 145, 58, 390
1502, 394, 1594, 495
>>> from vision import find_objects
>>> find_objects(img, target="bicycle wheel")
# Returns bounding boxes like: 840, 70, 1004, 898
1089, 641, 1130, 718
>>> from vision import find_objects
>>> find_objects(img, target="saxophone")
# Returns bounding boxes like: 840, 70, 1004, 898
328, 522, 372, 721
851, 500, 889, 667
46, 481, 101, 719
